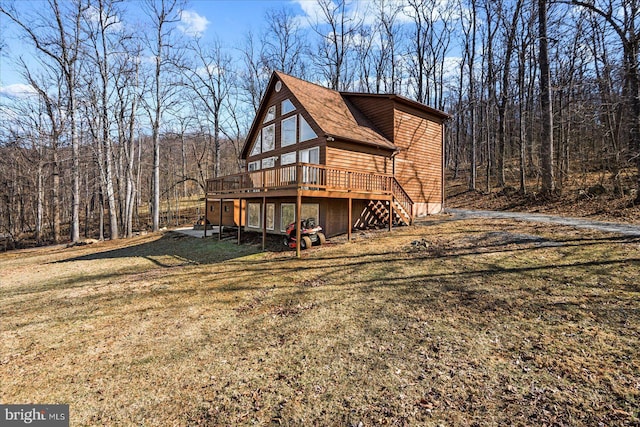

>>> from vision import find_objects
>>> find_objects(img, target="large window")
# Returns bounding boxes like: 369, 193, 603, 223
300, 115, 317, 142
264, 105, 276, 123
250, 130, 261, 155
302, 204, 320, 225
261, 157, 276, 169
280, 203, 320, 232
248, 203, 261, 228
266, 204, 275, 230
262, 124, 275, 152
248, 161, 260, 171
281, 116, 297, 147
281, 151, 296, 165
300, 147, 319, 164
281, 203, 295, 232
300, 147, 320, 185
282, 99, 295, 115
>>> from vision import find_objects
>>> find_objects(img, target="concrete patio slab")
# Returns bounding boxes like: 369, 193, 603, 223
172, 226, 222, 238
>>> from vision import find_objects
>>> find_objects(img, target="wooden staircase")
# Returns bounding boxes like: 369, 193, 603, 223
354, 179, 413, 229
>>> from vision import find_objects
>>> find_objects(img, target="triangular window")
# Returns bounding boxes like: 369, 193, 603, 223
299, 115, 317, 142
250, 130, 262, 156
282, 99, 295, 115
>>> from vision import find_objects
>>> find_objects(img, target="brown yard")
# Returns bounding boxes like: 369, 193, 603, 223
1, 217, 639, 426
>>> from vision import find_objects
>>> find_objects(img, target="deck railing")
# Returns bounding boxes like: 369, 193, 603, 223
206, 163, 414, 223
206, 163, 395, 196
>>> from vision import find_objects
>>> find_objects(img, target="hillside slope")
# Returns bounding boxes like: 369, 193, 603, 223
1, 220, 638, 425
446, 174, 640, 223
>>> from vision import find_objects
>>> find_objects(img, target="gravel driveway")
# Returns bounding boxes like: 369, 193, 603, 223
446, 208, 640, 237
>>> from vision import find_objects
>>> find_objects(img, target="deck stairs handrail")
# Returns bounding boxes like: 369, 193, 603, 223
390, 177, 413, 225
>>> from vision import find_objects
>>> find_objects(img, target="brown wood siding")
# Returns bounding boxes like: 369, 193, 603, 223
324, 198, 349, 236
393, 106, 443, 205
236, 197, 391, 237
206, 200, 244, 226
344, 97, 395, 142
326, 144, 390, 174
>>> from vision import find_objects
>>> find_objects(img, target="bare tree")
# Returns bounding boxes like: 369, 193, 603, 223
311, 0, 361, 90
239, 31, 269, 114
459, 0, 479, 190
1, 0, 86, 242
81, 0, 125, 239
262, 6, 308, 76
374, 0, 402, 94
496, 0, 524, 188
567, 0, 640, 199
539, 0, 556, 195
141, 0, 184, 232
183, 39, 234, 178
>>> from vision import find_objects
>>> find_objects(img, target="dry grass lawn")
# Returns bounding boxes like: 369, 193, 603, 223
1, 217, 639, 426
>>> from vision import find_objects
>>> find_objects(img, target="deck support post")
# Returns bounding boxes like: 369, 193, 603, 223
218, 198, 223, 240
296, 164, 302, 258
410, 203, 414, 226
238, 198, 242, 244
347, 197, 352, 242
388, 197, 393, 232
204, 198, 208, 238
262, 196, 267, 251
296, 192, 302, 259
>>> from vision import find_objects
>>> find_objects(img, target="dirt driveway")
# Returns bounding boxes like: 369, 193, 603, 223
446, 208, 640, 237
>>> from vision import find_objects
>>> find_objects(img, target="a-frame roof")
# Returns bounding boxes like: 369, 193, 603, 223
241, 71, 449, 159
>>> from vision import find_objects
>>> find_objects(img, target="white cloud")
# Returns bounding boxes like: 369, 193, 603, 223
0, 84, 37, 99
178, 10, 210, 38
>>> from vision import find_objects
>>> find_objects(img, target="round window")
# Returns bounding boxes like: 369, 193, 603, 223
275, 81, 282, 92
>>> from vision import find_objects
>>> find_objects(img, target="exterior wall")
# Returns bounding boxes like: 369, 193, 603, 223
393, 104, 444, 207
243, 198, 333, 235
206, 200, 244, 226
344, 96, 395, 142
241, 197, 384, 237
244, 82, 325, 169
324, 198, 349, 236
414, 202, 443, 217
326, 143, 390, 174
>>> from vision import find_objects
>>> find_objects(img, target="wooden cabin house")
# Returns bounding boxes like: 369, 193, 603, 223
205, 71, 449, 251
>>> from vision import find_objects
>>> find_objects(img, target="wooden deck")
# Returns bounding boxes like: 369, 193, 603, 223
206, 163, 413, 224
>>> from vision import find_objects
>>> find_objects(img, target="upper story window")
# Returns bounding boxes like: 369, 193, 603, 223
281, 116, 297, 147
261, 157, 276, 168
300, 115, 317, 142
282, 99, 295, 115
281, 151, 296, 165
250, 130, 262, 155
300, 146, 319, 164
264, 105, 276, 123
262, 124, 275, 151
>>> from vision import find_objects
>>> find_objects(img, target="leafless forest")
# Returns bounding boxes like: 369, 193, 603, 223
1, 0, 639, 248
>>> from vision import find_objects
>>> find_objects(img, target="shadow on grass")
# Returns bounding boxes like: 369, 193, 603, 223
52, 231, 260, 267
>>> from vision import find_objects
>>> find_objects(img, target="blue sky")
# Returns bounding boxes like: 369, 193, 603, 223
0, 0, 320, 96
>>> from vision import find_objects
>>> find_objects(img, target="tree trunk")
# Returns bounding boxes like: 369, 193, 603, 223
539, 0, 555, 195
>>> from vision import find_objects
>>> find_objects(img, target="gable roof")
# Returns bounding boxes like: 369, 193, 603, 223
276, 72, 395, 150
342, 93, 451, 121
241, 71, 449, 158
